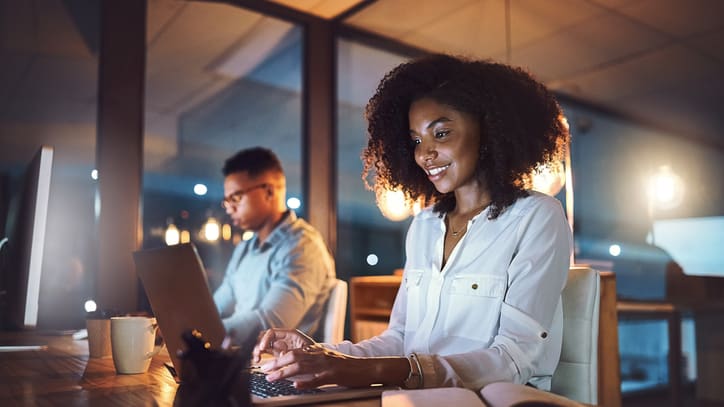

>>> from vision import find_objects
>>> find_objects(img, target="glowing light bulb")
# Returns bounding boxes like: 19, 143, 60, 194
193, 183, 208, 196
377, 188, 411, 221
287, 197, 301, 209
84, 299, 97, 313
165, 223, 180, 246
203, 217, 220, 241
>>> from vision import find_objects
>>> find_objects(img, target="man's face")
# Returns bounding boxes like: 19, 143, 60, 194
222, 171, 273, 231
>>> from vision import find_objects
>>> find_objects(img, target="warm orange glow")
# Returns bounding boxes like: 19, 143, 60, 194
531, 160, 566, 197
376, 186, 419, 221
222, 224, 232, 240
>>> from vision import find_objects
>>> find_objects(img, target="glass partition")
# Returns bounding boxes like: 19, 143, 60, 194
144, 1, 303, 291
0, 0, 99, 329
335, 39, 410, 281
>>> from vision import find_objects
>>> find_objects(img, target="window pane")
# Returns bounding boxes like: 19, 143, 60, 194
336, 39, 410, 281
143, 1, 302, 291
0, 0, 99, 329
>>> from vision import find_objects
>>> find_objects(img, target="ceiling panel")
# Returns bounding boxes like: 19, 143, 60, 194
688, 27, 724, 62
513, 10, 669, 80
269, 0, 364, 19
345, 0, 478, 39
560, 45, 721, 103
611, 0, 724, 37
509, 0, 603, 49
397, 1, 507, 57
3, 55, 97, 114
0, 0, 91, 57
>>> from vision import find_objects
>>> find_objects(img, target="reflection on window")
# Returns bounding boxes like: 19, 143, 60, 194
143, 1, 302, 291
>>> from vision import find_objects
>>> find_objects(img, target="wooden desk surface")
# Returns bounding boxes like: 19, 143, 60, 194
0, 332, 380, 407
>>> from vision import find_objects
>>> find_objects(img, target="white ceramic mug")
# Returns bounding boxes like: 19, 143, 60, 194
110, 316, 160, 374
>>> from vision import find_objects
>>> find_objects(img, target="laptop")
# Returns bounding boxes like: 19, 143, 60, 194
133, 243, 393, 406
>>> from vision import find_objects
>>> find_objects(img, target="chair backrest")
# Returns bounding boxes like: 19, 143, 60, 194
322, 279, 348, 343
551, 266, 601, 405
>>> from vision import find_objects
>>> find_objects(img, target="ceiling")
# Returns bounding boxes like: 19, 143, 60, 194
280, 0, 724, 149
1, 0, 723, 191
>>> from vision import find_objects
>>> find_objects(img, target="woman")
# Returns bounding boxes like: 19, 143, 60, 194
253, 54, 572, 392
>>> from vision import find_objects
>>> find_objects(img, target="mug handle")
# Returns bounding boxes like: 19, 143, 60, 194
144, 322, 164, 359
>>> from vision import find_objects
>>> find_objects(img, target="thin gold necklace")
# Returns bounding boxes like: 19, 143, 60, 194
448, 202, 490, 238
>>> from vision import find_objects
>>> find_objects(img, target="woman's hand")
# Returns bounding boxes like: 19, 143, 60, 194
256, 337, 411, 389
259, 344, 367, 389
252, 328, 315, 364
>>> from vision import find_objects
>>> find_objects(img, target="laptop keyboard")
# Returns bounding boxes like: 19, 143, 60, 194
249, 371, 323, 398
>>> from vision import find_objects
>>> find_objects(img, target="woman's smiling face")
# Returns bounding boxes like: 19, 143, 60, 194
409, 97, 482, 194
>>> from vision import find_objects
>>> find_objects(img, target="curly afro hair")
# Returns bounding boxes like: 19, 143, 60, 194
362, 54, 569, 219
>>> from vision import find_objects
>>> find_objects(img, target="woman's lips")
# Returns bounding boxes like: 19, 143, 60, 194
425, 164, 450, 181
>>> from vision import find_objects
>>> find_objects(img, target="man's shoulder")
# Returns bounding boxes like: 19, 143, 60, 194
279, 215, 328, 248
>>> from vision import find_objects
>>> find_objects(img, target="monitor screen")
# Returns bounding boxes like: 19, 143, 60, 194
0, 146, 54, 329
652, 216, 724, 277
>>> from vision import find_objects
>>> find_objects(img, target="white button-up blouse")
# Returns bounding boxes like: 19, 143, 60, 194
326, 191, 573, 391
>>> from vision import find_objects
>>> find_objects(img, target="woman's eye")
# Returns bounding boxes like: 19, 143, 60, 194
434, 130, 449, 139
411, 138, 421, 146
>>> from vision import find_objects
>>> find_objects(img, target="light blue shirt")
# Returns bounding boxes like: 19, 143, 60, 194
213, 211, 336, 344
327, 192, 572, 391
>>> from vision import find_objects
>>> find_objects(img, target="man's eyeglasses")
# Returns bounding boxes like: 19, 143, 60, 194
221, 183, 269, 209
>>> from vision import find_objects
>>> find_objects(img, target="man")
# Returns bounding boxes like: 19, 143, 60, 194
214, 147, 336, 344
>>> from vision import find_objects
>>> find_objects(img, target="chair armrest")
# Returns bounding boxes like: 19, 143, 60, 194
480, 382, 586, 407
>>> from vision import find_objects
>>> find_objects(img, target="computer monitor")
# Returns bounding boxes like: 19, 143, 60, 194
652, 216, 724, 277
0, 146, 54, 330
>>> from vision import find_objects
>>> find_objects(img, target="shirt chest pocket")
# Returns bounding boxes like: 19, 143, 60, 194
443, 274, 507, 341
403, 270, 424, 330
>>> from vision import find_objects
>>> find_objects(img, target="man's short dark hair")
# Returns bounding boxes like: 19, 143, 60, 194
222, 147, 284, 177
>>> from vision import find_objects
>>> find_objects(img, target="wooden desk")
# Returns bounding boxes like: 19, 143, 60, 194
0, 332, 380, 406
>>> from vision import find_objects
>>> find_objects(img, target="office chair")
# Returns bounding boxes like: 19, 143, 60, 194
482, 266, 618, 407
550, 265, 601, 404
322, 279, 348, 343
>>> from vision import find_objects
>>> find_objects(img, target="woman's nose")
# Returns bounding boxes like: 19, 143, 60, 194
417, 141, 437, 163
